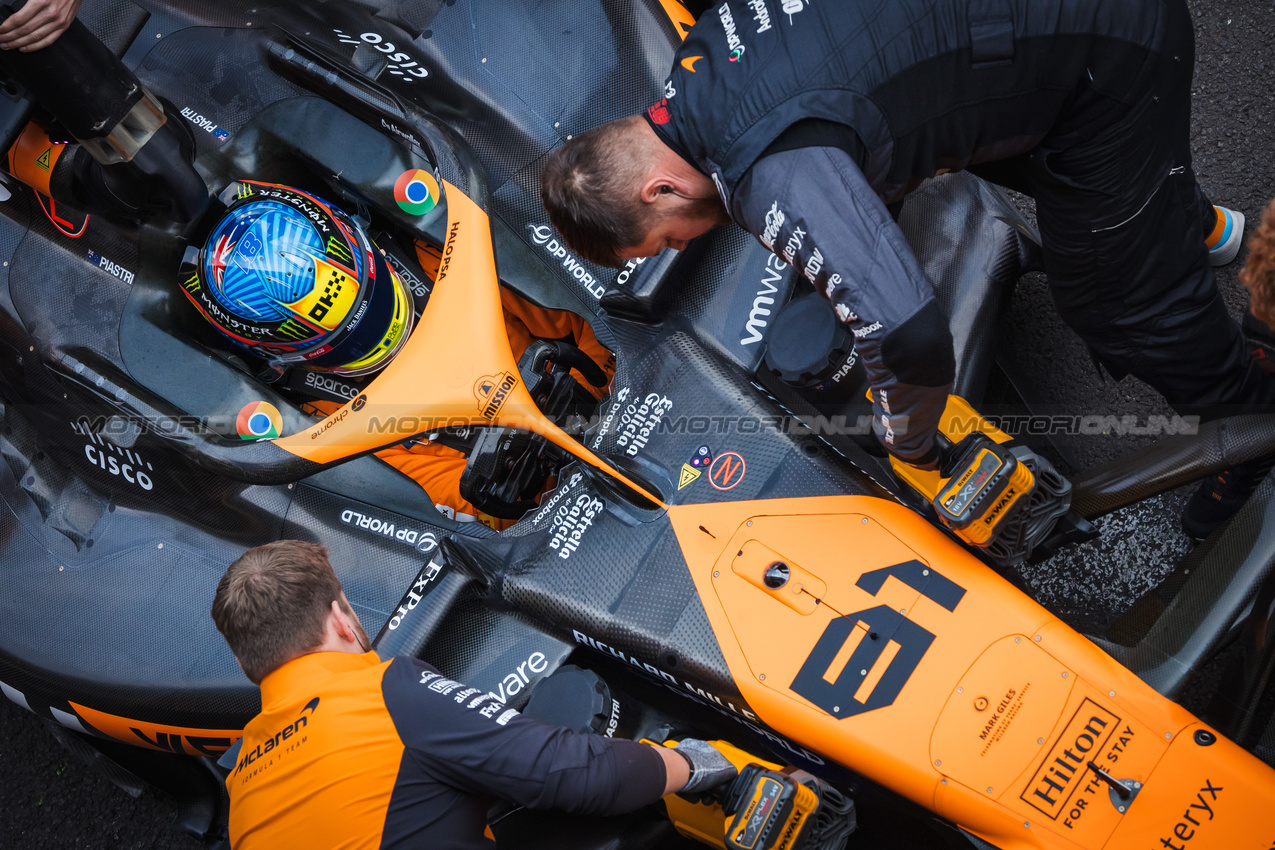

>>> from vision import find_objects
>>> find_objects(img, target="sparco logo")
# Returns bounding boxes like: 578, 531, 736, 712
741, 254, 785, 345
384, 251, 429, 297
305, 372, 359, 400
526, 224, 605, 298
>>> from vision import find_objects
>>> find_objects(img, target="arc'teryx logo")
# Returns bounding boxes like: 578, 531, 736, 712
236, 697, 319, 776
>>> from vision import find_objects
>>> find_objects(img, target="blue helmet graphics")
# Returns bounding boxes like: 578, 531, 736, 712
180, 182, 413, 376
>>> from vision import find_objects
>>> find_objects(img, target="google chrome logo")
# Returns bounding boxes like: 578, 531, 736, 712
394, 168, 439, 216
236, 401, 283, 440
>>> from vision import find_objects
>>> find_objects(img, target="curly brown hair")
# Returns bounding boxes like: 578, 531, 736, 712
1242, 200, 1275, 330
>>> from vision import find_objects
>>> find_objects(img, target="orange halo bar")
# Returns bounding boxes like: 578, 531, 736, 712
273, 181, 665, 508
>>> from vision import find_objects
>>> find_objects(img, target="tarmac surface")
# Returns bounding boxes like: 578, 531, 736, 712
3, 0, 1274, 847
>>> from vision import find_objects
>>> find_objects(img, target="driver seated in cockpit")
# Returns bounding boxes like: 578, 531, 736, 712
185, 182, 613, 530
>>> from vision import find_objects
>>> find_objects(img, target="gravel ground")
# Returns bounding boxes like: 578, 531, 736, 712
2, 1, 1273, 846
1008, 0, 1275, 632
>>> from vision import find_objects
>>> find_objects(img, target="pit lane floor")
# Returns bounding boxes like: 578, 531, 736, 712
3, 1, 1274, 846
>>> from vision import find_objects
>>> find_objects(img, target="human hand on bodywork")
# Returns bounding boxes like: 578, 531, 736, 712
0, 0, 81, 52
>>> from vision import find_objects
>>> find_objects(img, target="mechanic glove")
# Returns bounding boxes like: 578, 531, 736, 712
897, 440, 941, 472
673, 738, 738, 797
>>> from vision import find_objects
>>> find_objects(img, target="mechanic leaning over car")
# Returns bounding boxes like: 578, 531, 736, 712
211, 541, 736, 850
540, 0, 1275, 540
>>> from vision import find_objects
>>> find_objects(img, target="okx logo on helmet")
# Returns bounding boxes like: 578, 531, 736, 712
178, 181, 414, 376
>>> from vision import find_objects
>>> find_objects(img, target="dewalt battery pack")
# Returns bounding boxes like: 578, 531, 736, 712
723, 765, 819, 850
887, 395, 1038, 549
659, 740, 856, 850
933, 433, 1035, 544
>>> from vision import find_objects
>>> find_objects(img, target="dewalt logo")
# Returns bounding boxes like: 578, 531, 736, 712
982, 487, 1016, 525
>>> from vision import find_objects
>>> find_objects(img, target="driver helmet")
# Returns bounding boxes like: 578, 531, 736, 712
179, 181, 413, 376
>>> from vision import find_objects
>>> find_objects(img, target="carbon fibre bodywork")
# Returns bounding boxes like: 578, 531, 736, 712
4, 2, 1273, 849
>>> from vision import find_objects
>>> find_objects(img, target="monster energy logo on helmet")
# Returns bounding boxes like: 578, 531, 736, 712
177, 180, 415, 377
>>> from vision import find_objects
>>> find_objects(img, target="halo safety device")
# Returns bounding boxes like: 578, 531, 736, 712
178, 181, 414, 376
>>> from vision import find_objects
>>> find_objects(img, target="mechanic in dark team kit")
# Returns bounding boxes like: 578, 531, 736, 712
541, 0, 1275, 538
211, 541, 736, 849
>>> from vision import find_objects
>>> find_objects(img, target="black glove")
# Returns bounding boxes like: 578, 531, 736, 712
899, 440, 941, 472
673, 738, 738, 797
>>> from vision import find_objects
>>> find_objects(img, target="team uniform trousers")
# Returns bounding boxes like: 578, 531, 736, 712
970, 0, 1275, 419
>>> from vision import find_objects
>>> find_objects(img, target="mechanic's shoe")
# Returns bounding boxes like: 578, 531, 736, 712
1207, 205, 1246, 266
1182, 459, 1273, 540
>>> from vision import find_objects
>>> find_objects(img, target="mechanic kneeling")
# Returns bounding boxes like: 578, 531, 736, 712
211, 541, 735, 849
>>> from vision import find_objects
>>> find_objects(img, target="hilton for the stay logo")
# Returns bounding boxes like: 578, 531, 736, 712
475, 371, 518, 418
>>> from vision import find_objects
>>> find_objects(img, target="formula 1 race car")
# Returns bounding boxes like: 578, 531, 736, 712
1, 2, 1275, 849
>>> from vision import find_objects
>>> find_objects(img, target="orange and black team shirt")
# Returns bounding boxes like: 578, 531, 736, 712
227, 651, 665, 849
